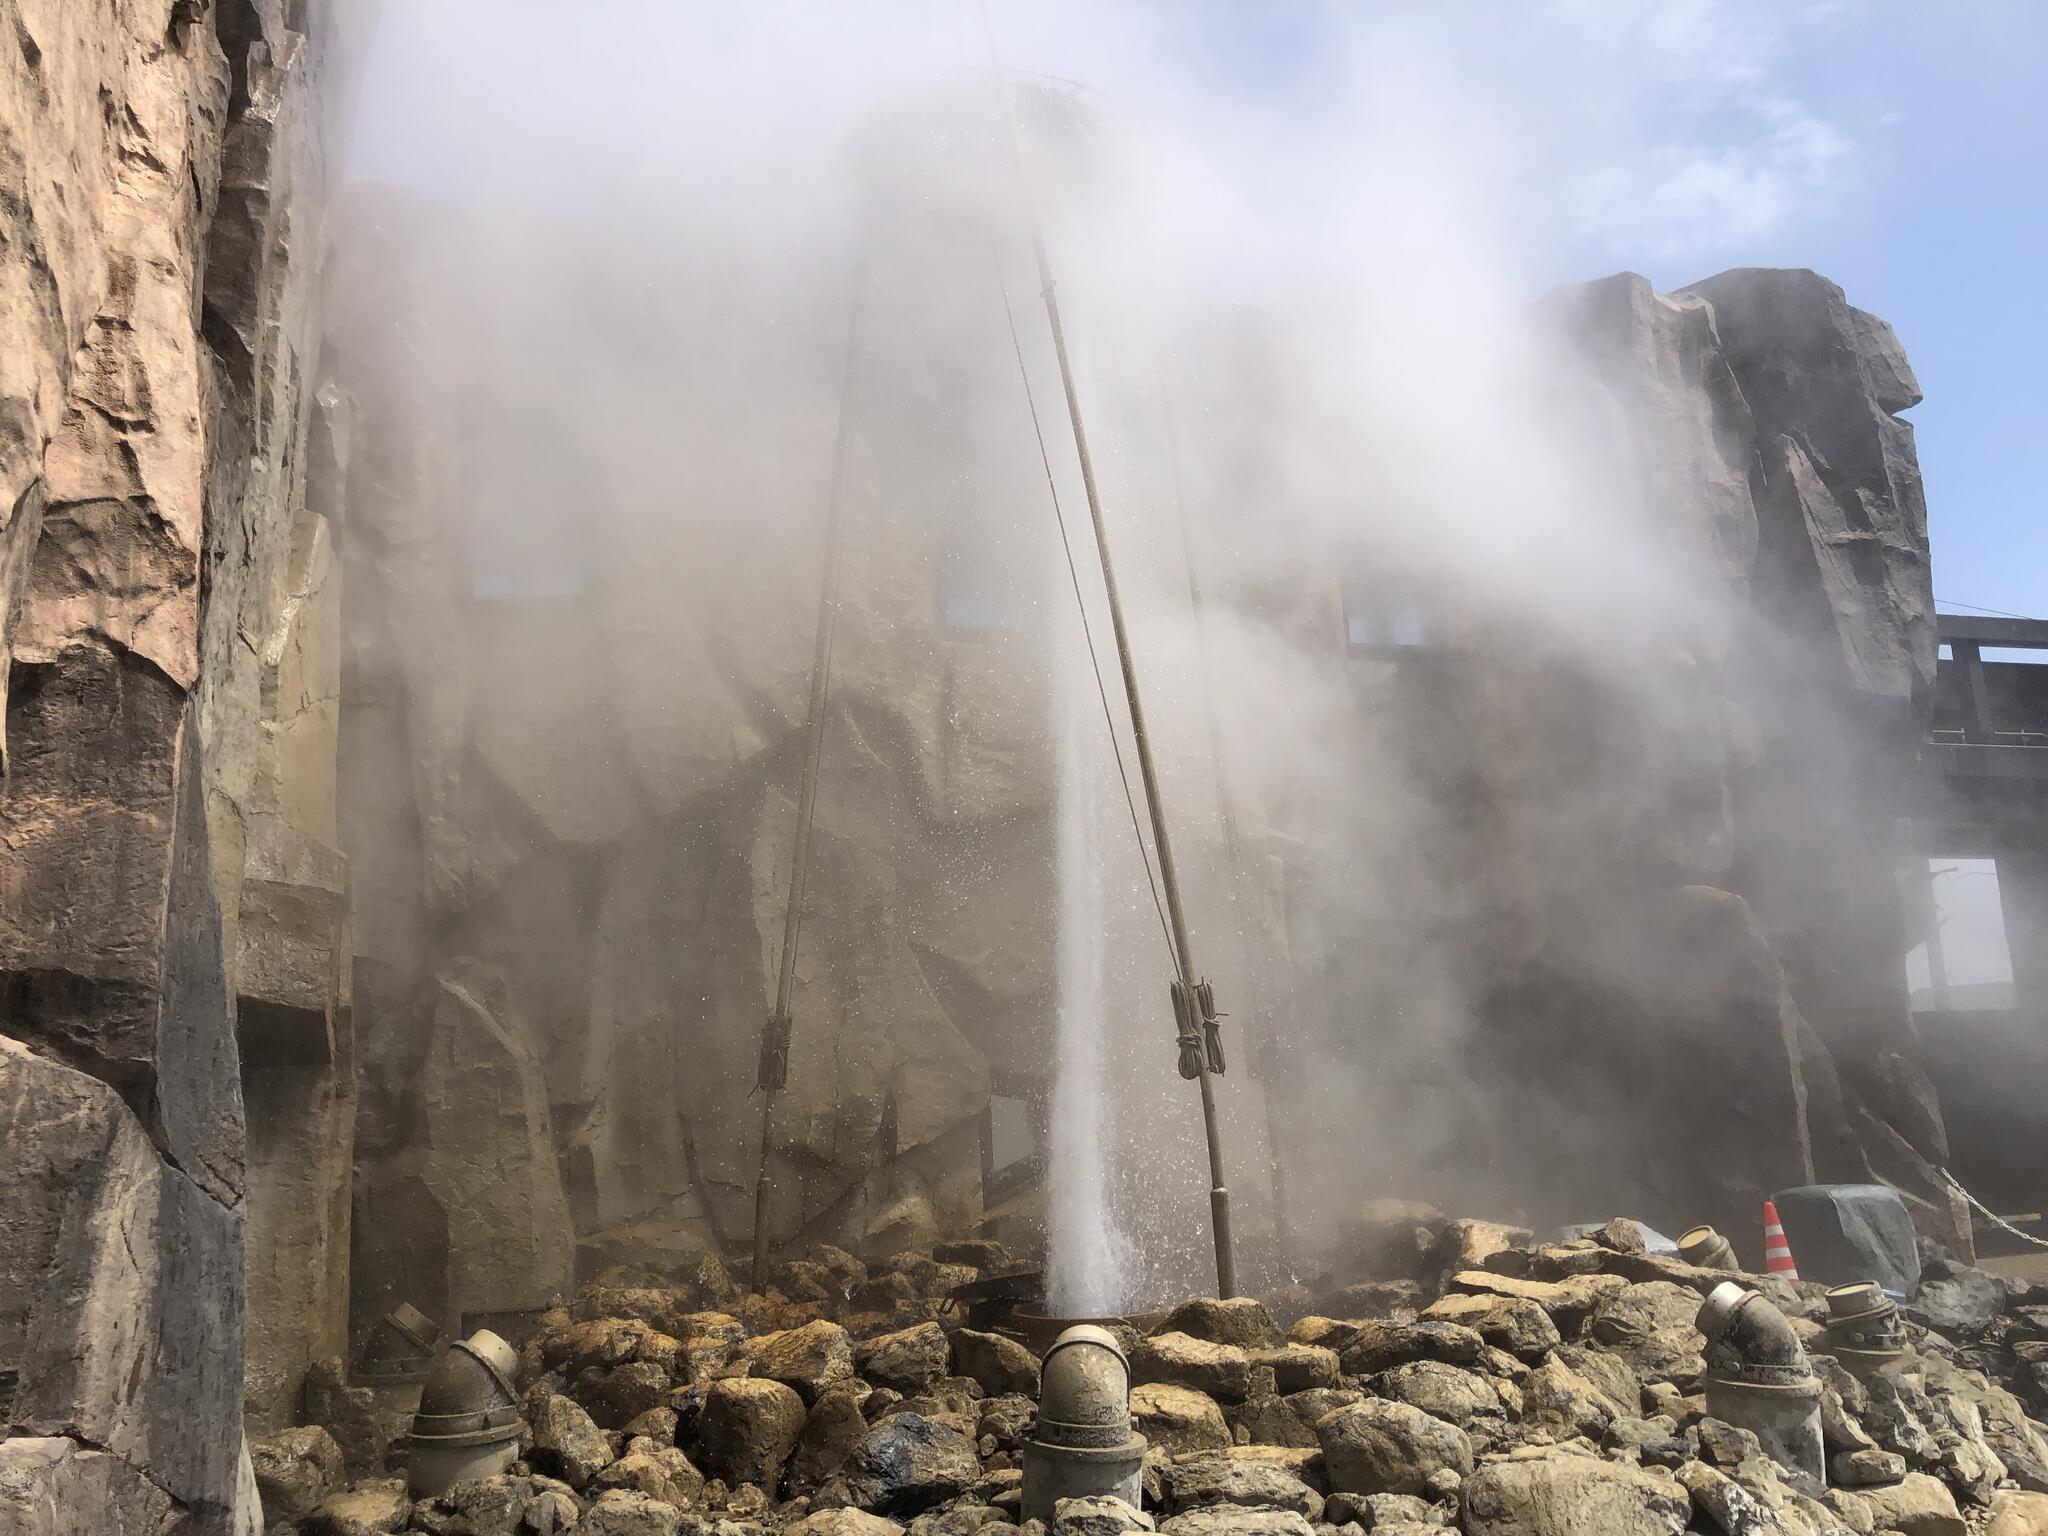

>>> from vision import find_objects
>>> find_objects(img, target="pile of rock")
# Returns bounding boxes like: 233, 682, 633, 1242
250, 1224, 2048, 1536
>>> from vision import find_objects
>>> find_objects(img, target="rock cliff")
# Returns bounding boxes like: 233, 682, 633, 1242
0, 0, 360, 1523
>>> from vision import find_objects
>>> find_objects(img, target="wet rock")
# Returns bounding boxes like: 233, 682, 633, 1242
1988, 1491, 2048, 1536
1336, 1323, 1486, 1378
933, 1240, 1011, 1271
953, 1330, 1042, 1398
592, 1446, 707, 1507
306, 1358, 391, 1483
1462, 1449, 1688, 1536
579, 1361, 679, 1428
742, 1320, 857, 1404
1517, 1359, 1621, 1441
978, 1394, 1037, 1452
252, 1425, 345, 1525
841, 1412, 983, 1515
1161, 1300, 1285, 1351
1253, 1347, 1341, 1395
1584, 1285, 1704, 1387
1910, 1262, 2008, 1341
1854, 1471, 1965, 1536
1420, 1295, 1560, 1362
792, 1387, 875, 1491
1673, 1461, 1794, 1536
1601, 1418, 1690, 1471
906, 1502, 1010, 1536
530, 1391, 616, 1488
790, 1511, 910, 1536
524, 1488, 584, 1535
579, 1490, 689, 1535
1314, 1283, 1426, 1323
1432, 1221, 1535, 1279
1132, 1385, 1234, 1457
1445, 1273, 1629, 1336
626, 1406, 682, 1446
1695, 1418, 1763, 1468
407, 1472, 569, 1535
1316, 1401, 1473, 1497
1829, 1447, 1905, 1486
1373, 1363, 1501, 1429
1163, 1459, 1325, 1519
1232, 1396, 1319, 1449
1135, 1333, 1255, 1402
859, 1324, 953, 1397
1054, 1495, 1156, 1536
1157, 1511, 1315, 1536
697, 1377, 808, 1489
304, 1479, 413, 1536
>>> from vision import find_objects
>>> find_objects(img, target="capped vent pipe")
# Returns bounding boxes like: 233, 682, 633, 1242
1678, 1225, 1739, 1271
1022, 1325, 1148, 1523
405, 1329, 522, 1498
1820, 1281, 1907, 1380
1697, 1282, 1824, 1485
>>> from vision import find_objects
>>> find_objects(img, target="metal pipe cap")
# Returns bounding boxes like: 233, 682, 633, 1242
1697, 1281, 1755, 1344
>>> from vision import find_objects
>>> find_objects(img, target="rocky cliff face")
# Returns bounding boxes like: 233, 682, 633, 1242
1287, 268, 1941, 1252
0, 0, 357, 1523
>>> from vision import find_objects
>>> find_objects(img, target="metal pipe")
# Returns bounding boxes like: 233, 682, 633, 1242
751, 247, 870, 1291
978, 0, 1236, 1298
1158, 384, 1294, 1265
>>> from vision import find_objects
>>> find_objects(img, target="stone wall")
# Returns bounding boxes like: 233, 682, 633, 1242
0, 0, 357, 1522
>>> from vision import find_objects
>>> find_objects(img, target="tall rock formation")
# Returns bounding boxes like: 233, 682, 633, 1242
0, 0, 359, 1523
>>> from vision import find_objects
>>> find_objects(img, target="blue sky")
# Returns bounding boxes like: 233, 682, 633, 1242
350, 2, 2044, 619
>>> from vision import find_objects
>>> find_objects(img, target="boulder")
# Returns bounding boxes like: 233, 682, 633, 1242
1516, 1359, 1621, 1441
1053, 1496, 1157, 1536
1910, 1262, 2008, 1340
304, 1357, 389, 1483
1315, 1401, 1472, 1497
1158, 1299, 1285, 1351
1462, 1449, 1689, 1536
1251, 1347, 1340, 1395
407, 1473, 573, 1535
579, 1490, 690, 1535
1133, 1333, 1255, 1402
1419, 1295, 1560, 1361
1132, 1384, 1233, 1457
1162, 1459, 1324, 1519
792, 1387, 875, 1492
302, 1479, 413, 1536
790, 1512, 910, 1536
697, 1377, 808, 1489
529, 1391, 616, 1489
591, 1447, 706, 1507
1373, 1362, 1501, 1428
842, 1412, 983, 1515
858, 1323, 953, 1397
953, 1329, 1042, 1397
742, 1319, 857, 1404
1446, 1272, 1628, 1334
1336, 1322, 1486, 1378
1989, 1491, 2048, 1536
249, 1425, 344, 1525
1853, 1472, 1966, 1536
577, 1360, 678, 1428
1156, 1512, 1315, 1536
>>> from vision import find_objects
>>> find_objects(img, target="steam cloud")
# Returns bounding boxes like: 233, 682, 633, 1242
340, 1, 1887, 1305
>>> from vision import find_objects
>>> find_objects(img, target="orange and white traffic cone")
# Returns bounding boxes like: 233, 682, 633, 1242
1762, 1199, 1799, 1279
